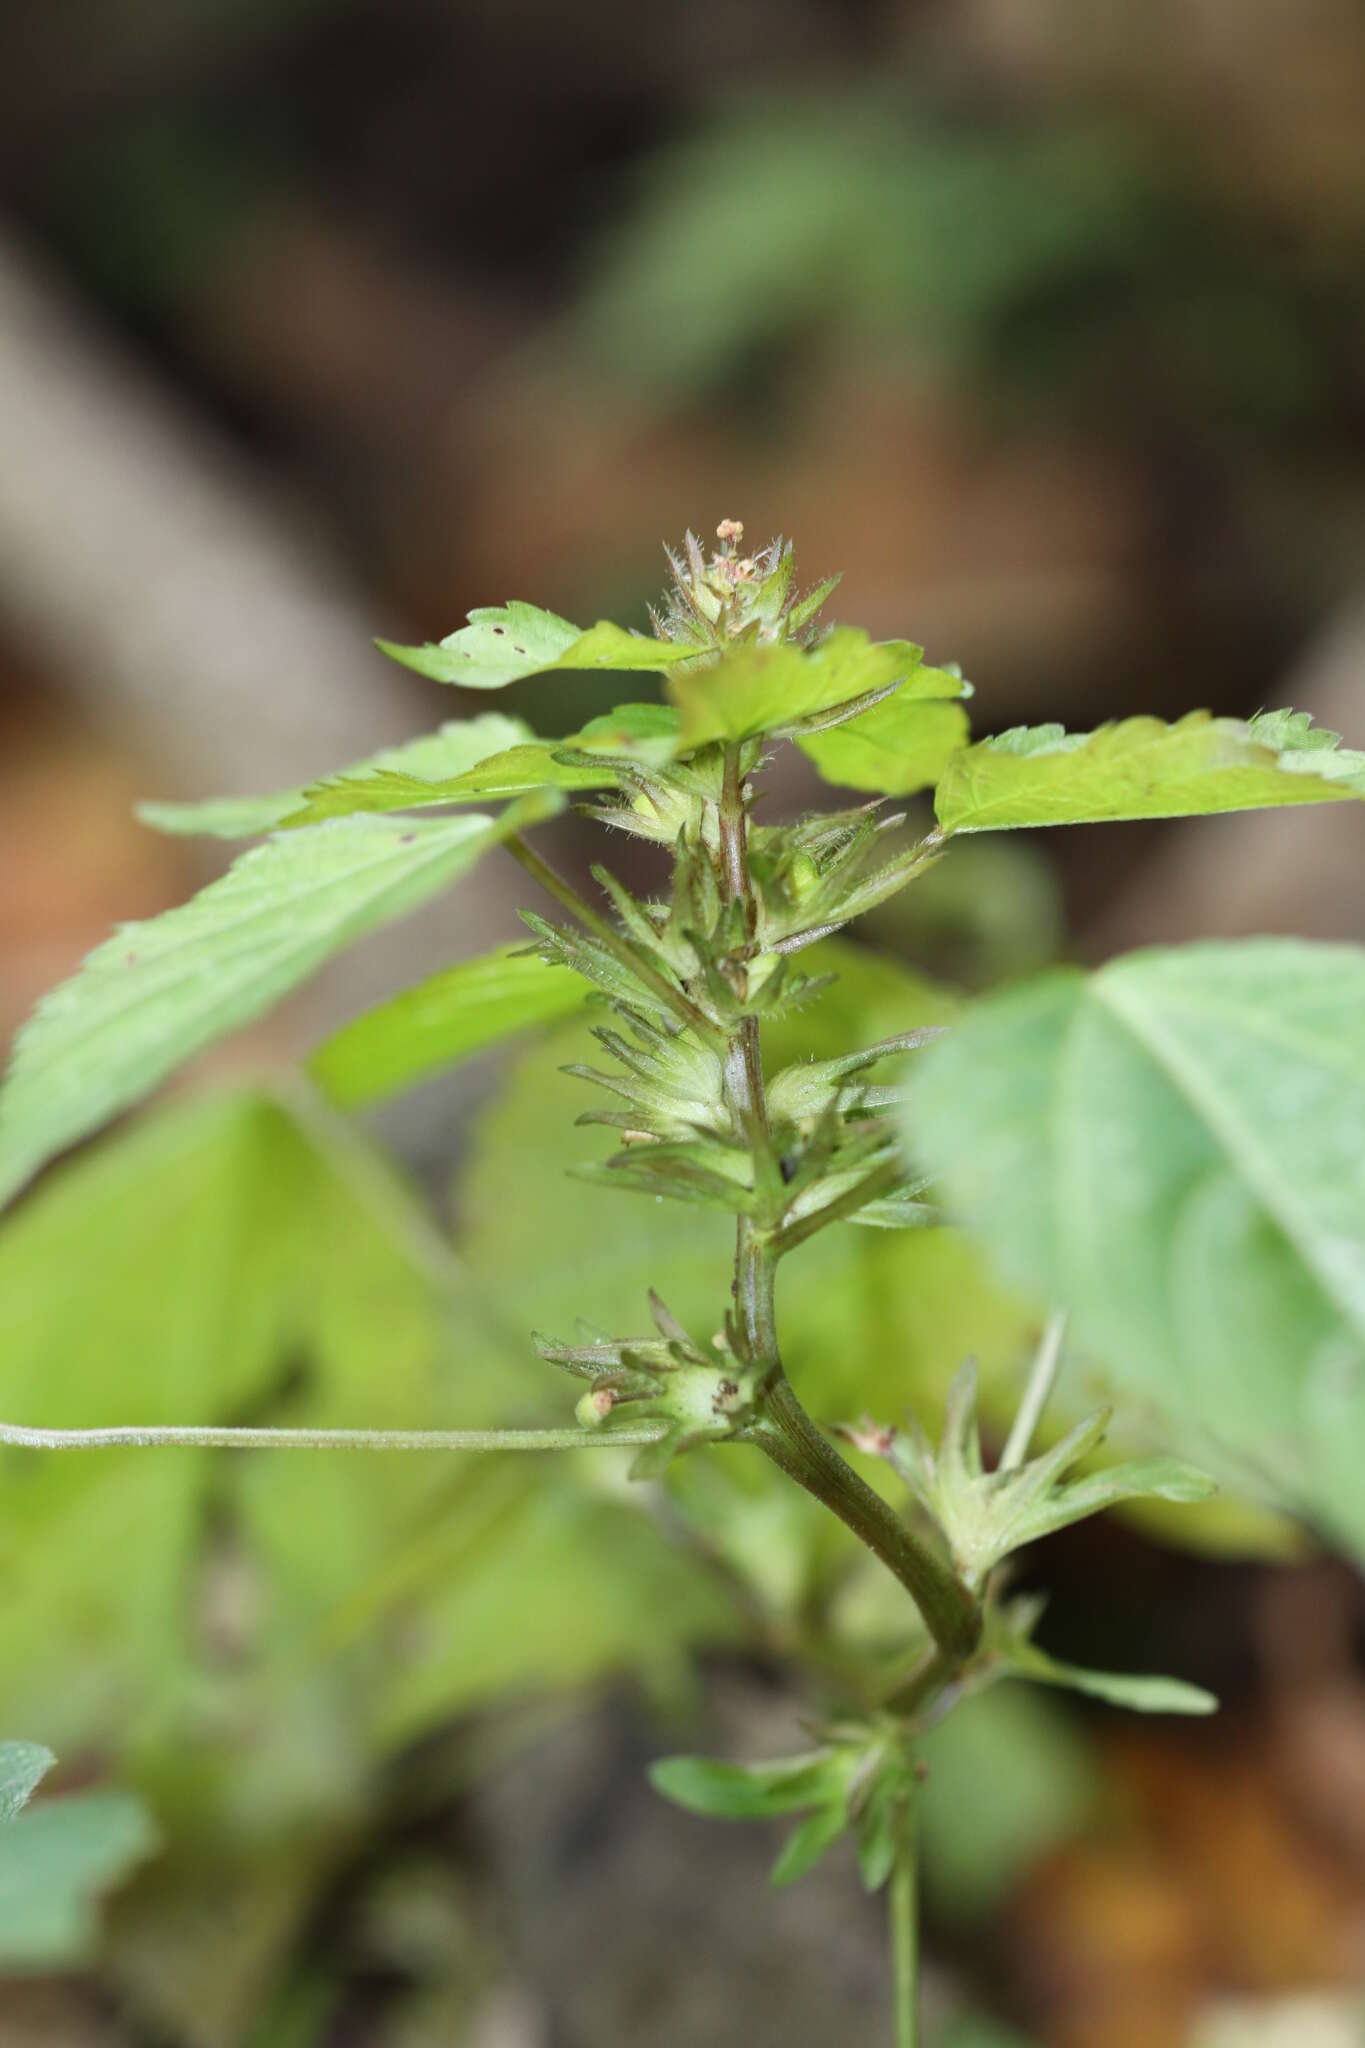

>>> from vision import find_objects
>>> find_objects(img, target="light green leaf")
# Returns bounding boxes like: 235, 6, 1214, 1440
308, 945, 589, 1109
0, 1744, 156, 1969
449, 701, 686, 797
377, 605, 696, 689
906, 939, 1365, 1552
935, 708, 1365, 832
649, 1752, 838, 1820
796, 683, 970, 795
667, 628, 924, 746
0, 1742, 53, 1821
999, 1637, 1217, 1715
1009, 1458, 1216, 1546
769, 1801, 848, 1886
139, 714, 534, 838
0, 799, 555, 1208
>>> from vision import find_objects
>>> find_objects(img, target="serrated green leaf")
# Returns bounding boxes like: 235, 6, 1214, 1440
769, 1801, 848, 1886
0, 1742, 53, 1822
0, 799, 556, 1208
0, 1778, 157, 1969
307, 945, 588, 1109
906, 938, 1365, 1552
449, 701, 687, 799
668, 629, 924, 746
649, 1752, 839, 1820
139, 714, 534, 838
795, 679, 971, 795
935, 708, 1365, 832
999, 1638, 1217, 1715
377, 605, 696, 689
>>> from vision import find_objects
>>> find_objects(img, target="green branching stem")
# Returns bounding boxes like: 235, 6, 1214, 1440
773, 1155, 905, 1257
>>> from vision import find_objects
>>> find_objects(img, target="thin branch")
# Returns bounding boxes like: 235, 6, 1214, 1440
0, 1420, 669, 1453
773, 1156, 905, 1257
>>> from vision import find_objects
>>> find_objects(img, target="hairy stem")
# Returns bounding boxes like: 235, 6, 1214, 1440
890, 1792, 919, 2048
713, 742, 981, 1664
0, 1421, 669, 1453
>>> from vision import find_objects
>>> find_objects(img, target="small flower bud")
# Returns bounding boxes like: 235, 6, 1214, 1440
576, 1387, 618, 1429
716, 518, 745, 545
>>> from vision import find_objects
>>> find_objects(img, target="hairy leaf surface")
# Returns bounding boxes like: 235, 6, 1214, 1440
377, 605, 696, 688
935, 708, 1365, 831
0, 800, 554, 1207
668, 629, 926, 745
796, 686, 970, 794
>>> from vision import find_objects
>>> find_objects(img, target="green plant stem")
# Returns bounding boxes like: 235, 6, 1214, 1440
756, 1388, 981, 1660
505, 832, 719, 1046
999, 1308, 1068, 1472
890, 1793, 919, 2048
0, 1421, 669, 1453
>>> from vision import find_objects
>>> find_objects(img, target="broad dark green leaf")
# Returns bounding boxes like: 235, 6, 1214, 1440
906, 939, 1365, 1552
935, 708, 1365, 832
0, 1743, 156, 1969
0, 798, 556, 1208
795, 672, 970, 794
308, 945, 589, 1109
667, 629, 924, 745
139, 714, 534, 838
377, 605, 696, 688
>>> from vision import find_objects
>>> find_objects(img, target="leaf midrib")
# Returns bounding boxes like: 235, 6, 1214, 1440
1091, 968, 1365, 1345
